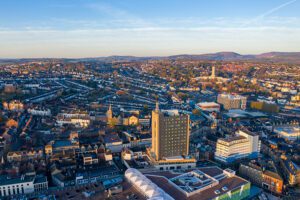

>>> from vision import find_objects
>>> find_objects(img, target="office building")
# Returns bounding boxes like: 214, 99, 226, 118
151, 103, 190, 160
217, 93, 247, 110
215, 130, 261, 163
0, 174, 48, 197
149, 102, 196, 170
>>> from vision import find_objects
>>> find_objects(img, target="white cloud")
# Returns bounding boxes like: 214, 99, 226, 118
1, 2, 300, 59
0, 23, 300, 58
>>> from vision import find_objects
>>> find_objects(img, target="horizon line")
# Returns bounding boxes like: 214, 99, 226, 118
1, 51, 300, 60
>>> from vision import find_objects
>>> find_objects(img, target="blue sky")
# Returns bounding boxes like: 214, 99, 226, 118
0, 0, 299, 58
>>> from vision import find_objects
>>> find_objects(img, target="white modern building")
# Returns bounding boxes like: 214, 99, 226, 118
28, 108, 51, 116
196, 102, 220, 112
0, 174, 47, 197
125, 168, 174, 200
56, 111, 91, 128
217, 94, 247, 110
215, 130, 261, 163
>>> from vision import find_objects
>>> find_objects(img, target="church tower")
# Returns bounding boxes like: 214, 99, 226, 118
106, 105, 113, 123
211, 66, 216, 79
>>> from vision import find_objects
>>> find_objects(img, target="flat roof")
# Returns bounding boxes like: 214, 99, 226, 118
104, 134, 122, 143
147, 175, 247, 200
169, 170, 217, 193
145, 167, 249, 200
224, 113, 247, 118
225, 109, 267, 119
52, 140, 74, 148
0, 175, 35, 186
238, 129, 258, 137
218, 94, 246, 99
220, 135, 247, 143
197, 102, 220, 106
274, 126, 300, 134
200, 167, 223, 177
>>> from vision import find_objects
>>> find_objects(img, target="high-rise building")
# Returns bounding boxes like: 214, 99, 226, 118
217, 93, 247, 110
151, 102, 190, 161
215, 129, 261, 163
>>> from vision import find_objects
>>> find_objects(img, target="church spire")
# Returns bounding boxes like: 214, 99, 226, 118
107, 104, 113, 119
155, 100, 159, 112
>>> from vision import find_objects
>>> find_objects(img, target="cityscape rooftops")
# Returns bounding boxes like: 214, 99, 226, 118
103, 133, 122, 144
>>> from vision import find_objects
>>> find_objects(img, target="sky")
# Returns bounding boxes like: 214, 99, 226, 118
0, 0, 299, 58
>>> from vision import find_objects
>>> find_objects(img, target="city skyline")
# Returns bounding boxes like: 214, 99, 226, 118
0, 1, 300, 199
1, 0, 300, 58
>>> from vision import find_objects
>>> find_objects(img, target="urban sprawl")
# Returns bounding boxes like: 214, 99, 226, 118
0, 58, 300, 200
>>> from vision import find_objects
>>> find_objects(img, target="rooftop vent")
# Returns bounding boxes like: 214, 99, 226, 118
214, 190, 220, 194
222, 186, 228, 191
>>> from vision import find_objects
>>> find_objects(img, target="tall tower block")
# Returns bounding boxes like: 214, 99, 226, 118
211, 66, 216, 79
151, 106, 190, 161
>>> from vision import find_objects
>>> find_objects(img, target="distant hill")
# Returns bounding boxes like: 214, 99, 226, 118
71, 52, 300, 63
168, 52, 255, 61
1, 52, 300, 64
168, 51, 300, 63
255, 52, 300, 63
